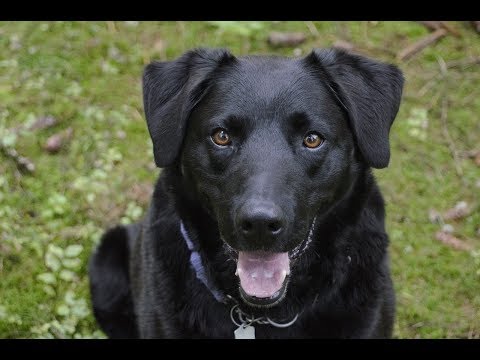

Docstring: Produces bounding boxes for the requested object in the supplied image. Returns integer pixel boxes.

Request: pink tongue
[237,251,290,298]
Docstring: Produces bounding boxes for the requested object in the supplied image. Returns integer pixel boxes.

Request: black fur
[89,48,404,338]
[88,225,138,338]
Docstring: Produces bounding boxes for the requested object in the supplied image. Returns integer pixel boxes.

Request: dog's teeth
[281,270,288,279]
[236,268,243,276]
[264,270,273,279]
[286,269,291,276]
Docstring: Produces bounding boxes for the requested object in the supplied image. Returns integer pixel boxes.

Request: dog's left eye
[303,132,324,149]
[211,128,231,146]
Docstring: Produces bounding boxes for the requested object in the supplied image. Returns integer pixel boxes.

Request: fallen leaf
[441,224,454,234]
[29,116,57,131]
[153,39,165,54]
[116,130,126,140]
[267,32,306,47]
[435,231,472,251]
[86,38,101,48]
[428,208,442,223]
[44,134,63,153]
[458,150,480,159]
[293,48,303,57]
[463,149,480,158]
[207,21,265,37]
[462,150,480,166]
[333,40,355,51]
[475,153,480,167]
[128,182,153,205]
[444,201,470,221]
[147,162,157,171]
[9,34,22,51]
[472,21,480,33]
[1,145,35,173]
[44,127,73,154]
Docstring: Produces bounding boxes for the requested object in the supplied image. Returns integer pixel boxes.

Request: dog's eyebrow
[205,114,252,133]
[224,115,248,130]
[288,111,310,128]
[286,111,337,140]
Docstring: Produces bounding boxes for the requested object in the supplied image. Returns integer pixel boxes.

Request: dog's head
[143,48,403,307]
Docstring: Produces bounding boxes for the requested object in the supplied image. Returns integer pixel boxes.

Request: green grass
[0,21,479,338]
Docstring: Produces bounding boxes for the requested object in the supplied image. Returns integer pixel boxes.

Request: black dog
[89,48,404,338]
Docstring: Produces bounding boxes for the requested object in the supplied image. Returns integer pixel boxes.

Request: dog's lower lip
[239,276,289,307]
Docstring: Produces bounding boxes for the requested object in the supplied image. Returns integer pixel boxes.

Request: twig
[331,39,397,57]
[304,21,319,37]
[397,28,448,61]
[1,144,35,173]
[437,55,448,76]
[417,73,442,98]
[362,44,397,57]
[437,56,464,178]
[9,116,58,135]
[472,21,480,33]
[438,22,461,37]
[418,21,461,37]
[418,21,442,31]
[268,32,306,47]
[440,96,463,177]
[425,91,441,111]
[459,90,479,107]
[106,21,117,33]
[446,57,480,69]
[459,149,480,159]
[132,107,144,122]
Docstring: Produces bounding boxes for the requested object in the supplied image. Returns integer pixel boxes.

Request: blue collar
[180,220,227,303]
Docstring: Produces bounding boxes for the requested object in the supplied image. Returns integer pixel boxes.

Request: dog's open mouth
[226,217,316,307]
[236,251,290,307]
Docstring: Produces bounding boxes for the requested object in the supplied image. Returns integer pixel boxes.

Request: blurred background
[0,21,479,338]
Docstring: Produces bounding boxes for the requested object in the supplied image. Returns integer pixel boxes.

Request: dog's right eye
[211,128,231,146]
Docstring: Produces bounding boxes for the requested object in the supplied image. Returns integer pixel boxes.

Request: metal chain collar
[230,304,299,329]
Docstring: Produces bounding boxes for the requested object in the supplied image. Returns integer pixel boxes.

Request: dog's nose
[236,201,285,244]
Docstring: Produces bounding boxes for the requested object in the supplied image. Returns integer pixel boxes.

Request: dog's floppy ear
[143,48,236,167]
[305,49,404,169]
